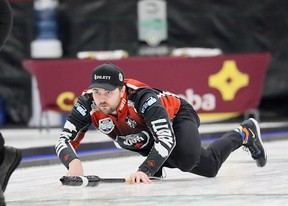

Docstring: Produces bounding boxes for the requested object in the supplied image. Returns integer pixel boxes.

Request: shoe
[236,118,267,167]
[0,189,5,206]
[0,146,22,192]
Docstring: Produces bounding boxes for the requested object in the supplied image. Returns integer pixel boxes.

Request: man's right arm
[55,93,93,169]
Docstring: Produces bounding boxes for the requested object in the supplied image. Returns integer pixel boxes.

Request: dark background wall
[0,0,288,126]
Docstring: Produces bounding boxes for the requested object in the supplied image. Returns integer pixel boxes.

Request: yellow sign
[209,60,249,101]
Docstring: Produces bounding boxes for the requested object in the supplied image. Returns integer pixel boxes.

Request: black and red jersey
[56,79,185,176]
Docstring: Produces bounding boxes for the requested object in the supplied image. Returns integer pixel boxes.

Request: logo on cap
[119,73,123,82]
[94,75,111,80]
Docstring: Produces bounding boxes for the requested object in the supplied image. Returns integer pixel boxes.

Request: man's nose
[98,95,107,102]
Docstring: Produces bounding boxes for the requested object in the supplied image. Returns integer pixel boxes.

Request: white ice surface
[4,140,288,206]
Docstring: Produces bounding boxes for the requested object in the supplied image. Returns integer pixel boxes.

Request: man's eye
[94,91,101,96]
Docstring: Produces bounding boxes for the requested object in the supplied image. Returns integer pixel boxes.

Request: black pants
[164,99,243,177]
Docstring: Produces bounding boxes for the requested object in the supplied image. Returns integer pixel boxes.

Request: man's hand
[129,171,152,184]
[66,159,84,176]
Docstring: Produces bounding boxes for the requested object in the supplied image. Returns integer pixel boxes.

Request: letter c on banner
[56,91,77,112]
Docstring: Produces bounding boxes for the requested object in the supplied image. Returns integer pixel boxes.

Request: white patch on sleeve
[55,138,68,156]
[64,121,77,132]
[154,142,169,157]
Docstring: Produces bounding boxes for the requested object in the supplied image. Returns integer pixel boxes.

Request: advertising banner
[23,53,270,121]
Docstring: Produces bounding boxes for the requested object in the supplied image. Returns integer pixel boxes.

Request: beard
[97,103,117,115]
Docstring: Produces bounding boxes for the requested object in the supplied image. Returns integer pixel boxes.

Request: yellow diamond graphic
[209,60,249,101]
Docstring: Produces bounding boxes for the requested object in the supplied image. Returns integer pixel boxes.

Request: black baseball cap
[89,63,125,91]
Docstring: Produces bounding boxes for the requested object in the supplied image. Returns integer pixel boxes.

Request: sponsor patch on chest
[98,118,115,134]
[126,115,137,128]
[115,131,151,150]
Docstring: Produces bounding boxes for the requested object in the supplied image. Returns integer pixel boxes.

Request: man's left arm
[135,90,176,177]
